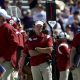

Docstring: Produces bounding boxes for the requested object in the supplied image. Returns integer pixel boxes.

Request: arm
[59,45,70,57]
[28,35,53,56]
[70,34,79,69]
[28,49,40,57]
[35,36,53,54]
[70,47,76,68]
[29,47,53,57]
[18,53,27,69]
[18,53,26,75]
[35,47,53,54]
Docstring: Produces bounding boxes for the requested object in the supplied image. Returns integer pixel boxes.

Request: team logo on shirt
[28,38,37,41]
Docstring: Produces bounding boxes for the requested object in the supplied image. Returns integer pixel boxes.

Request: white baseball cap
[35,21,44,26]
[0,9,10,19]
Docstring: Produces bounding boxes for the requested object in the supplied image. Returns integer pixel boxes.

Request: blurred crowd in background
[0,0,80,80]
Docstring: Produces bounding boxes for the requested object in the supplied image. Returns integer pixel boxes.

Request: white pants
[72,67,80,80]
[0,61,19,80]
[59,69,69,80]
[31,62,52,80]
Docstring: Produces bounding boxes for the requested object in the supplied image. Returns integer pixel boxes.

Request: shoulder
[3,23,16,33]
[3,23,13,29]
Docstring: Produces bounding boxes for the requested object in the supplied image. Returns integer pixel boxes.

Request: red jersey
[0,23,19,61]
[11,30,26,68]
[27,33,53,66]
[56,42,70,71]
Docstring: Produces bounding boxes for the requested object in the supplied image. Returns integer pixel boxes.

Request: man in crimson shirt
[27,21,53,80]
[19,21,53,80]
[70,33,80,80]
[0,9,19,80]
[56,32,70,80]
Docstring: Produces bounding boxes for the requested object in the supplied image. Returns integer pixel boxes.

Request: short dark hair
[73,11,79,15]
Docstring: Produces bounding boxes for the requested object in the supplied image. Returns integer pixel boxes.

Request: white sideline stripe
[21,6,29,9]
[9,0,46,4]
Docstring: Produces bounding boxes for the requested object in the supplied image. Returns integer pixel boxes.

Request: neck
[36,32,40,35]
[36,31,41,35]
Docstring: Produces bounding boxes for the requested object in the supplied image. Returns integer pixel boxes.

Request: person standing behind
[22,9,34,31]
[0,9,19,80]
[70,32,80,80]
[56,32,70,80]
[24,21,53,80]
[31,3,46,23]
[3,0,22,19]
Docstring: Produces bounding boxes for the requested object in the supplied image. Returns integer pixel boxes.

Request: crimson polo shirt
[71,33,80,47]
[0,23,19,61]
[11,30,25,68]
[56,42,70,71]
[27,33,53,66]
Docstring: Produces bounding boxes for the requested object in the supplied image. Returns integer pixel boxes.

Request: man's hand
[0,57,5,64]
[35,47,53,54]
[35,47,40,52]
[70,61,75,70]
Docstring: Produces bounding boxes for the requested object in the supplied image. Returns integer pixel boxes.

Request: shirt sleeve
[4,25,19,60]
[71,34,80,47]
[59,46,70,56]
[47,37,53,47]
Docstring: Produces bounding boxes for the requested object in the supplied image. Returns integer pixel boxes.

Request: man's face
[33,24,43,34]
